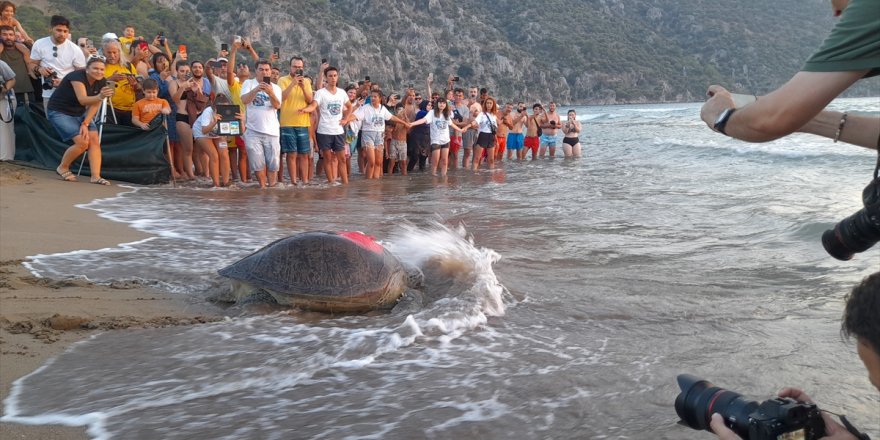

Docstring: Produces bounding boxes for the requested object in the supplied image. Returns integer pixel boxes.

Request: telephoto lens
[822,177,880,260]
[674,374,825,440]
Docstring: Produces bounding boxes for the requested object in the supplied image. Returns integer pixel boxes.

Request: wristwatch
[714,108,736,135]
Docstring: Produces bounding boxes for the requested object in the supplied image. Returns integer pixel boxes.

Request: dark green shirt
[801,0,880,78]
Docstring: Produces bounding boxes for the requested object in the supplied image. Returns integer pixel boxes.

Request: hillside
[19,0,879,104]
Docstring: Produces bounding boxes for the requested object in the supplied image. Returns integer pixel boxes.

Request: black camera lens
[822,178,880,261]
[675,374,758,437]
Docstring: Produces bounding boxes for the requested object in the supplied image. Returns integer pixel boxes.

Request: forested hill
[20,0,879,104]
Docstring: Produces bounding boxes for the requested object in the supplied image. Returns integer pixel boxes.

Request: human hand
[232,38,242,50]
[709,414,743,440]
[79,124,90,140]
[214,114,223,122]
[831,0,850,16]
[427,72,433,84]
[700,85,735,130]
[219,49,229,58]
[109,72,126,82]
[235,112,244,121]
[100,86,114,98]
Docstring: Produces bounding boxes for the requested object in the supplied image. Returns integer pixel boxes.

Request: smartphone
[158,35,166,45]
[452,76,460,82]
[364,76,370,82]
[262,76,271,84]
[294,68,304,77]
[178,45,187,56]
[221,43,229,52]
[321,58,327,64]
[233,35,242,44]
[184,72,193,80]
[273,46,280,57]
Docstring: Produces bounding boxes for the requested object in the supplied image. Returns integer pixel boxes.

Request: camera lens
[674,374,759,437]
[822,179,880,261]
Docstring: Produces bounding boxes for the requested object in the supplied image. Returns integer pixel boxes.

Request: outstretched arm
[701,70,868,143]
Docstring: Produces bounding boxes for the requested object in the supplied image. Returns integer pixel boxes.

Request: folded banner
[13,103,172,185]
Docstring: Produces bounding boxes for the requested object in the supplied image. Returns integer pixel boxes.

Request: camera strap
[839,415,871,440]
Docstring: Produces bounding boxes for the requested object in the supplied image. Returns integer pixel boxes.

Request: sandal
[56,168,77,182]
[91,178,111,186]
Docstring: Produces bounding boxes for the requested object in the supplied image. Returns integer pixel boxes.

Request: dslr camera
[675,374,825,440]
[42,71,59,90]
[822,174,880,260]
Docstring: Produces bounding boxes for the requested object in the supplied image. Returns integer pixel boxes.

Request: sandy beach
[0,162,222,439]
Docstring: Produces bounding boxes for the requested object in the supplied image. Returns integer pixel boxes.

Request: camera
[675,374,825,440]
[41,71,58,90]
[822,176,880,260]
[452,76,460,82]
[294,68,304,77]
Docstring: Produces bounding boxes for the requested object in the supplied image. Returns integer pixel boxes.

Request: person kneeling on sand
[46,55,113,185]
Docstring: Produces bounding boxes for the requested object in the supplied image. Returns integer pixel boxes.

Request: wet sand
[0,162,222,439]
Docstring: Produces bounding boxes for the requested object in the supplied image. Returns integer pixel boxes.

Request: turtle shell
[218,231,408,311]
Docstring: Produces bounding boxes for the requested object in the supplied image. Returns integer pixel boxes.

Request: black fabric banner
[13,103,172,185]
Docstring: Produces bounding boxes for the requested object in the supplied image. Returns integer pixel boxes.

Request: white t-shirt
[354,104,393,132]
[240,79,281,136]
[30,36,86,99]
[476,112,497,134]
[313,87,349,135]
[424,112,451,145]
[192,106,217,139]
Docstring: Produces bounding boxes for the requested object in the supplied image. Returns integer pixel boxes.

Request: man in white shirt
[240,59,282,188]
[29,15,86,114]
[302,66,352,184]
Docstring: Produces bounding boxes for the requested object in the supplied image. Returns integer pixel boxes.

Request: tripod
[76,96,116,176]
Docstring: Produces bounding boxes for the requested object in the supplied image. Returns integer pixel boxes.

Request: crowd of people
[0,7,585,188]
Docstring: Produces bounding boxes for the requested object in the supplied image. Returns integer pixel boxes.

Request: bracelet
[833,112,848,143]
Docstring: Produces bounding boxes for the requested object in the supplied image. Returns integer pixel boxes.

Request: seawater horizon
[4,98,879,439]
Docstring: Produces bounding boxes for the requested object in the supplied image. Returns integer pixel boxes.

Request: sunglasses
[88,54,106,62]
[52,45,58,57]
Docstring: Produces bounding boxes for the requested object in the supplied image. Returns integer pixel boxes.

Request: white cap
[102,32,119,41]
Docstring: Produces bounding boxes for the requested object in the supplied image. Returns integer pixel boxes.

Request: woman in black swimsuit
[562,109,582,158]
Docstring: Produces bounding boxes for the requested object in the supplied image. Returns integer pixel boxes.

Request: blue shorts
[47,110,97,143]
[317,133,346,152]
[506,133,524,151]
[280,126,311,154]
[539,134,557,147]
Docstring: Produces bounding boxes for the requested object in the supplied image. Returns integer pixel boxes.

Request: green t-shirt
[801,0,880,78]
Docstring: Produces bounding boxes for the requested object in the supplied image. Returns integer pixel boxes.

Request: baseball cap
[102,32,119,41]
[216,57,229,63]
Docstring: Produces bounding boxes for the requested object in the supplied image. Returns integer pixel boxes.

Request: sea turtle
[217,231,424,313]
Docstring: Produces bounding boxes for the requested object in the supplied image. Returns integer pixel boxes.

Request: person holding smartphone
[278,56,314,185]
[240,59,282,188]
[102,40,139,126]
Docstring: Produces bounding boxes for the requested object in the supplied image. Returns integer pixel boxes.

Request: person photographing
[700,0,879,150]
[46,55,113,185]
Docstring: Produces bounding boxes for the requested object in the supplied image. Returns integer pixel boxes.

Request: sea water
[4,98,879,439]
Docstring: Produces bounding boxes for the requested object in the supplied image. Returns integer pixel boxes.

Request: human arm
[449,120,467,133]
[202,111,223,135]
[426,72,433,99]
[72,80,112,107]
[797,110,879,150]
[700,70,868,142]
[227,39,238,85]
[13,19,32,45]
[316,60,329,90]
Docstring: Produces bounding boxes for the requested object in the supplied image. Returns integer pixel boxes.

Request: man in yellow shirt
[103,40,139,126]
[277,56,314,185]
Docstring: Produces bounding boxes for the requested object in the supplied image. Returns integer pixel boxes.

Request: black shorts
[431,142,449,151]
[317,133,346,152]
[476,132,496,148]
